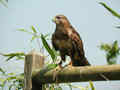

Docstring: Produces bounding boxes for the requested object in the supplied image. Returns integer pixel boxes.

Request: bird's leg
[68,60,73,66]
[67,52,74,69]
[68,59,74,69]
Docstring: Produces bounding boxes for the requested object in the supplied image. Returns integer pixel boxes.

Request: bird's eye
[56,16,61,19]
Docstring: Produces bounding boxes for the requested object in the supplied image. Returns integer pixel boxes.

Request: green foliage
[0,68,24,90]
[0,0,8,7]
[46,64,58,70]
[31,25,37,33]
[89,81,95,90]
[100,41,120,64]
[99,2,120,64]
[99,2,120,19]
[43,84,62,90]
[1,52,25,61]
[18,26,57,63]
[43,82,95,90]
[18,28,33,35]
[41,34,56,63]
[0,68,5,74]
[18,26,41,42]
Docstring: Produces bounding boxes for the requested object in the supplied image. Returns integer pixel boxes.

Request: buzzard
[52,14,108,80]
[52,14,90,67]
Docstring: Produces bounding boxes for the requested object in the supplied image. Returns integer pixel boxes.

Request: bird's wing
[66,26,85,56]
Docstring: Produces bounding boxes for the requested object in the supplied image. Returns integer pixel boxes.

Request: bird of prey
[52,14,90,67]
[52,15,109,81]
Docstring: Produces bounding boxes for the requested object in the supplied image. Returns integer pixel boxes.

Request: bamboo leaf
[41,34,56,62]
[16,56,25,60]
[89,81,95,90]
[7,73,15,76]
[17,29,33,34]
[7,76,16,81]
[99,2,120,19]
[113,41,119,52]
[0,68,5,74]
[47,64,57,70]
[0,0,8,8]
[100,41,120,65]
[2,52,25,61]
[0,78,5,83]
[31,36,37,42]
[6,56,14,61]
[44,33,50,38]
[31,25,37,33]
[100,44,112,52]
[9,84,15,90]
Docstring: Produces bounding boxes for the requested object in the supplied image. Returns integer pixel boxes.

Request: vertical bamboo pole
[24,50,44,90]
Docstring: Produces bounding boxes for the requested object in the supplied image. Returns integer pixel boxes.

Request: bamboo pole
[32,64,120,84]
[24,50,44,90]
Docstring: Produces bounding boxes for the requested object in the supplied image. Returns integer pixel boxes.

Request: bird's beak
[52,17,59,24]
[52,17,56,23]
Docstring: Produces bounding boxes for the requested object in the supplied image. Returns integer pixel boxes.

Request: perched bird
[52,14,109,81]
[52,14,89,67]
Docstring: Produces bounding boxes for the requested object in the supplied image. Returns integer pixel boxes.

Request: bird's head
[52,14,70,27]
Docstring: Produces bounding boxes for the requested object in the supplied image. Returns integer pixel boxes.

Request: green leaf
[0,78,5,83]
[30,34,41,42]
[31,25,37,33]
[0,84,4,87]
[100,44,111,52]
[44,33,50,38]
[0,0,8,8]
[99,2,120,19]
[0,68,5,74]
[7,76,16,81]
[17,28,33,34]
[16,55,25,60]
[9,84,15,90]
[113,41,119,52]
[2,52,25,61]
[57,87,62,90]
[7,73,15,76]
[100,41,120,65]
[89,81,95,90]
[67,83,72,90]
[47,64,57,70]
[41,34,56,62]
[6,56,14,61]
[30,35,38,42]
[17,28,27,32]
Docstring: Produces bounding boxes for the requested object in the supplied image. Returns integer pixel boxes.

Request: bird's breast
[56,39,73,50]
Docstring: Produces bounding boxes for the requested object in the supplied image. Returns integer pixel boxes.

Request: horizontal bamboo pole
[32,64,120,84]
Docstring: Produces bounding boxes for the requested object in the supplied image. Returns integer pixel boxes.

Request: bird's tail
[71,56,90,66]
